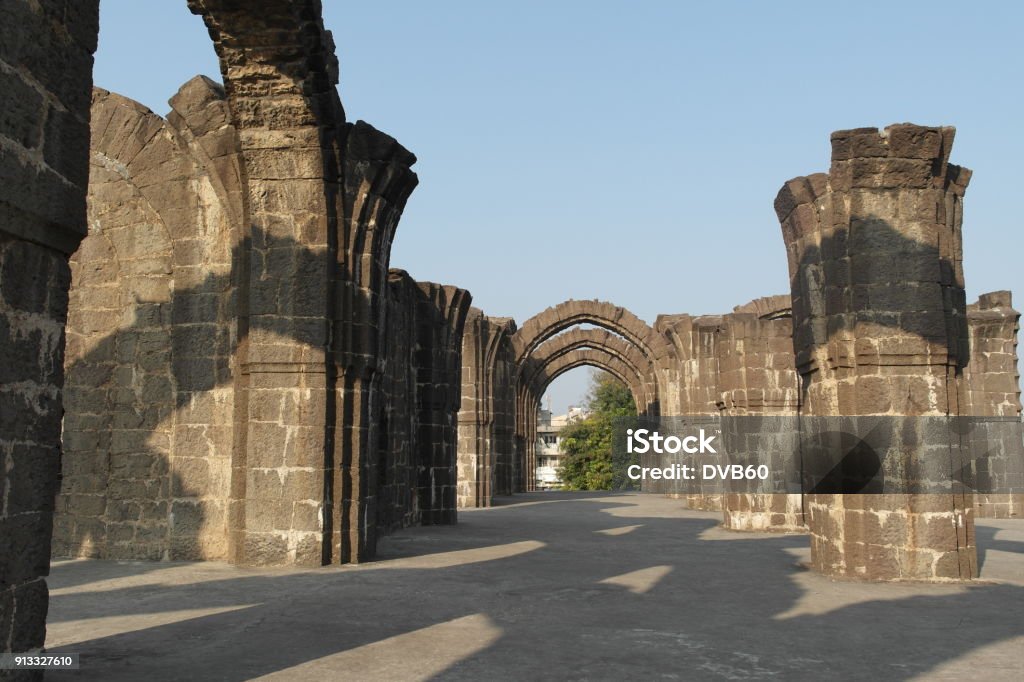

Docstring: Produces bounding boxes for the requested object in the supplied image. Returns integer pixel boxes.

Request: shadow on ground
[45,492,1024,681]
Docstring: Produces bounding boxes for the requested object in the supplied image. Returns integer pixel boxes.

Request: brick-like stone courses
[529,349,644,408]
[512,300,667,367]
[372,272,471,540]
[413,282,472,525]
[188,1,427,565]
[457,309,517,508]
[328,123,420,564]
[654,314,724,418]
[962,291,1023,519]
[715,299,803,532]
[776,124,979,580]
[489,321,517,498]
[526,328,659,415]
[0,0,99,671]
[188,0,348,568]
[57,81,242,563]
[653,314,725,509]
[59,75,473,572]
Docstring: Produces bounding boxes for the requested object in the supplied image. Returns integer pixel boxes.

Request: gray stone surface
[44,493,1024,681]
[1,0,1023,665]
[0,1,99,675]
[59,76,472,568]
[457,309,516,509]
[777,125,989,580]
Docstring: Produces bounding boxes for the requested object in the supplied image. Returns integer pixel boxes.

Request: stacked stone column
[331,123,419,561]
[190,2,422,565]
[962,291,1024,519]
[489,324,518,497]
[414,284,472,524]
[189,1,344,566]
[777,124,976,580]
[716,301,803,532]
[457,310,492,507]
[457,310,517,508]
[654,315,725,509]
[0,0,99,670]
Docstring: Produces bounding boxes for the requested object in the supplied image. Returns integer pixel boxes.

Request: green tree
[556,371,635,490]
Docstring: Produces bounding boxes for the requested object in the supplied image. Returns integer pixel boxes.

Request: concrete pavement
[45,492,1024,681]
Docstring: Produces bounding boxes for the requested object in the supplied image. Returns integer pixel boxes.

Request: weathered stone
[0,0,98,663]
[777,124,993,581]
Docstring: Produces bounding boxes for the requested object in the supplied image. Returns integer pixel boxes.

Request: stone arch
[457,310,519,507]
[520,328,658,414]
[59,81,243,562]
[186,1,421,565]
[7,0,476,658]
[526,349,648,413]
[511,299,669,367]
[514,343,648,492]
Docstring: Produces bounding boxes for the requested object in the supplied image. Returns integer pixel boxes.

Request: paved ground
[46,492,1024,681]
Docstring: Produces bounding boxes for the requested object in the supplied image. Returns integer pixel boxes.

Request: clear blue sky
[94,1,1024,414]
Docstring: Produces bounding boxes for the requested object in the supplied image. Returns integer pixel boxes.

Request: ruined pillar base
[807,494,977,581]
[974,493,1024,519]
[722,494,806,533]
[685,493,723,512]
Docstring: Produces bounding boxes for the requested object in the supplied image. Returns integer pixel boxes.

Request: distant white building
[535,405,589,489]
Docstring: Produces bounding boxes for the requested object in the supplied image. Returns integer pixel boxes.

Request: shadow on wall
[55,228,448,563]
[43,495,1024,681]
[788,215,969,399]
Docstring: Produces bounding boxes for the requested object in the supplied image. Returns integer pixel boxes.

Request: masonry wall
[777,124,978,581]
[373,272,470,536]
[491,331,517,497]
[56,81,242,562]
[375,272,421,534]
[653,314,725,509]
[0,0,99,669]
[655,315,722,418]
[962,291,1023,519]
[56,78,472,568]
[457,309,517,508]
[413,281,471,524]
[642,302,800,513]
[715,300,803,532]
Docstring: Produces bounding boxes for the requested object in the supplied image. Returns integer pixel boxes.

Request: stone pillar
[490,319,518,497]
[414,284,472,524]
[655,315,725,509]
[716,301,804,532]
[513,384,527,494]
[189,0,344,566]
[0,0,99,670]
[962,291,1023,519]
[190,1,419,565]
[456,310,517,507]
[374,271,415,535]
[777,124,976,580]
[57,80,243,564]
[512,433,526,494]
[457,310,494,508]
[331,123,418,563]
[525,401,538,492]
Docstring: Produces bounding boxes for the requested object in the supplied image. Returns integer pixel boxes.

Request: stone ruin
[1,0,1022,671]
[57,79,472,565]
